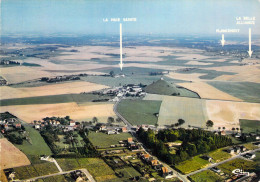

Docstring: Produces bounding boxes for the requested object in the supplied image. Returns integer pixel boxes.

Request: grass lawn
[117,99,162,125]
[14,125,52,163]
[0,93,111,106]
[190,170,224,182]
[56,158,80,171]
[239,119,260,133]
[243,143,259,150]
[175,156,209,174]
[115,167,140,178]
[88,131,132,148]
[208,81,260,103]
[218,158,257,175]
[14,162,59,180]
[208,149,231,162]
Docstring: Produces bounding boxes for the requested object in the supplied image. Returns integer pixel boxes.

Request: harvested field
[1,81,109,100]
[185,61,213,66]
[0,138,30,170]
[206,100,260,130]
[178,82,242,101]
[204,65,260,83]
[0,66,52,84]
[158,96,208,128]
[167,72,209,82]
[0,102,115,123]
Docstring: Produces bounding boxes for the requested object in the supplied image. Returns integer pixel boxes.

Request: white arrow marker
[119,23,123,71]
[221,34,225,47]
[248,28,253,58]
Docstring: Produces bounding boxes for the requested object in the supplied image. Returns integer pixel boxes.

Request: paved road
[20,168,96,182]
[186,148,260,177]
[113,97,190,182]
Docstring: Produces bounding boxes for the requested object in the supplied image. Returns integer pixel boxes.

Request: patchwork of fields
[158,96,208,128]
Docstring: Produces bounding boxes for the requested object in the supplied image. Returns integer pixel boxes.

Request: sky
[1,0,260,36]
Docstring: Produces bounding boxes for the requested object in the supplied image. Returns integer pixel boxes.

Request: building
[70,120,76,126]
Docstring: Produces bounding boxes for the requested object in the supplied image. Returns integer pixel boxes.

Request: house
[234,146,241,153]
[253,142,260,147]
[142,154,153,163]
[14,123,21,129]
[35,125,40,129]
[256,136,260,140]
[244,153,256,159]
[70,121,76,126]
[227,148,235,154]
[160,167,174,178]
[202,155,213,162]
[210,167,221,173]
[107,130,118,135]
[240,145,247,152]
[121,127,128,133]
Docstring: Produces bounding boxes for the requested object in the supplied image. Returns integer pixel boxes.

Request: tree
[178,119,185,126]
[218,127,221,131]
[107,117,115,124]
[109,71,115,77]
[92,117,98,124]
[206,120,214,129]
[155,123,158,128]
[222,127,226,131]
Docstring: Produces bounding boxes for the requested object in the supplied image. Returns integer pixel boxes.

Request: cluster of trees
[137,128,232,165]
[5,133,23,144]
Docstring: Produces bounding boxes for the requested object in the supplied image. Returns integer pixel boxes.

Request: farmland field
[0,102,115,123]
[1,81,108,100]
[206,100,260,130]
[178,82,242,101]
[144,79,199,98]
[0,93,112,106]
[175,156,209,174]
[218,158,257,175]
[117,99,162,125]
[208,81,260,103]
[88,131,132,148]
[56,158,117,182]
[115,167,140,178]
[239,119,260,133]
[158,96,208,128]
[0,138,30,170]
[189,170,223,182]
[13,162,59,180]
[208,149,231,163]
[14,125,52,162]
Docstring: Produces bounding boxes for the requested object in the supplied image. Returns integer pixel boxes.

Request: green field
[56,158,117,182]
[239,119,260,133]
[190,170,223,182]
[117,99,162,125]
[88,131,132,148]
[144,79,199,98]
[14,125,52,163]
[158,96,208,128]
[208,81,260,103]
[175,156,209,174]
[218,158,257,175]
[115,167,140,178]
[208,149,231,163]
[0,93,111,106]
[35,174,67,182]
[13,162,59,180]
